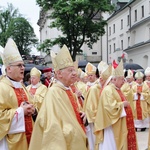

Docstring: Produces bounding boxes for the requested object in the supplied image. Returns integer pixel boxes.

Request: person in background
[42,67,52,87]
[29,45,88,150]
[0,38,36,150]
[24,72,31,86]
[26,67,47,112]
[84,63,112,150]
[132,71,150,131]
[145,67,150,149]
[75,68,88,99]
[94,60,137,150]
[121,69,135,117]
[85,62,97,91]
[144,67,150,127]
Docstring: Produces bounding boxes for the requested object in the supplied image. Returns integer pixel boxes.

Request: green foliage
[37,0,114,60]
[0,3,20,46]
[0,58,3,64]
[7,17,38,55]
[0,3,38,55]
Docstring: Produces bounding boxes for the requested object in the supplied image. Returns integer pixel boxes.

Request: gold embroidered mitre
[51,45,74,71]
[30,67,41,77]
[112,59,124,77]
[83,72,88,78]
[78,69,87,79]
[98,61,108,74]
[145,67,150,76]
[85,62,96,75]
[2,38,23,66]
[100,64,112,81]
[135,71,144,79]
[126,69,133,78]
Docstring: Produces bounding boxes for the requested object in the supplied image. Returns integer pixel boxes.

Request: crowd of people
[0,38,150,150]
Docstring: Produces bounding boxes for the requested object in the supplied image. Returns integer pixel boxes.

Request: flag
[121,53,125,58]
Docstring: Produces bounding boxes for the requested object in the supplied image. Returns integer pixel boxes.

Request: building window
[121,19,123,29]
[128,37,130,47]
[113,43,116,52]
[135,10,137,21]
[127,15,130,26]
[132,31,136,45]
[149,28,150,39]
[121,40,123,50]
[109,27,111,35]
[113,24,115,33]
[141,6,144,18]
[149,1,150,13]
[92,52,97,55]
[109,45,111,54]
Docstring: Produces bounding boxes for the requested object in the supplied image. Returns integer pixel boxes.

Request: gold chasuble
[29,82,88,150]
[132,83,149,120]
[74,81,87,99]
[116,89,137,150]
[94,84,137,150]
[84,83,102,123]
[26,83,47,111]
[0,76,33,150]
[121,82,135,117]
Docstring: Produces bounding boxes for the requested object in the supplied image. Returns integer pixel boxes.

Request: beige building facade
[37,0,150,68]
[107,0,150,68]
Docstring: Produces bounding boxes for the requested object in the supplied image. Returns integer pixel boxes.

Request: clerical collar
[56,80,71,90]
[146,80,150,83]
[137,83,143,86]
[7,76,22,88]
[86,81,95,87]
[31,82,40,88]
[129,82,132,86]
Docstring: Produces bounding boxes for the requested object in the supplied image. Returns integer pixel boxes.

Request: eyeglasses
[10,64,25,68]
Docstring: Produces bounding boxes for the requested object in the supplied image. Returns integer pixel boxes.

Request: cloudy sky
[0,0,40,54]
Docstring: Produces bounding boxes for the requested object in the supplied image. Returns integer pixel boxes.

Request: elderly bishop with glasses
[0,38,36,150]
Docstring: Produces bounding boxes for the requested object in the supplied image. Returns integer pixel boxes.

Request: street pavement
[137,128,149,150]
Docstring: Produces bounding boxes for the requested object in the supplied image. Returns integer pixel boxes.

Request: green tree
[36,0,113,60]
[0,3,20,46]
[7,17,38,55]
[0,3,38,55]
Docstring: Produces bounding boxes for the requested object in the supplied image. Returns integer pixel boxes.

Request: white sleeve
[140,94,144,100]
[0,137,9,150]
[134,93,138,100]
[8,107,25,134]
[120,106,126,118]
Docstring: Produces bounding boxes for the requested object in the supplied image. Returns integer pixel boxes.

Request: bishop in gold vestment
[29,82,88,150]
[29,45,88,150]
[0,39,35,150]
[26,67,47,111]
[94,60,137,150]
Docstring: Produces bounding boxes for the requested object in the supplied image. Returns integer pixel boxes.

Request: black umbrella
[123,63,143,70]
[78,60,88,71]
[78,60,88,67]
